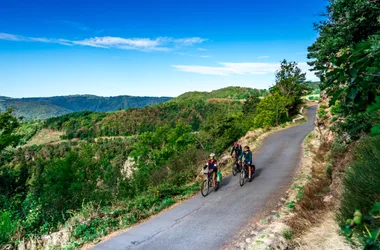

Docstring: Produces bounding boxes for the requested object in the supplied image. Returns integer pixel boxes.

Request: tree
[243,95,260,115]
[0,108,21,152]
[254,92,290,128]
[367,96,380,136]
[270,60,311,116]
[307,0,380,114]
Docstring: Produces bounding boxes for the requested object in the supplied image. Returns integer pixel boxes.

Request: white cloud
[0,32,23,41]
[258,56,269,59]
[197,48,207,51]
[200,55,211,58]
[72,36,164,50]
[172,62,319,81]
[172,62,278,76]
[0,32,207,52]
[297,62,319,81]
[173,37,207,46]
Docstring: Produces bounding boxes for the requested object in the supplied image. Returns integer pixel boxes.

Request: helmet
[244,146,250,150]
[210,153,215,157]
[234,141,238,146]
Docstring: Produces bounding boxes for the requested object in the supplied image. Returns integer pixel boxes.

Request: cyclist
[239,146,255,181]
[230,141,242,162]
[204,153,218,188]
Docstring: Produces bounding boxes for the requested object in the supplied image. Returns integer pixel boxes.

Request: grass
[286,137,331,237]
[338,135,380,236]
[282,229,293,240]
[295,186,305,202]
[286,201,296,210]
[302,94,320,101]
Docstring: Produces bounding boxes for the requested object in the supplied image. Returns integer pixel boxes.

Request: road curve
[92,106,317,250]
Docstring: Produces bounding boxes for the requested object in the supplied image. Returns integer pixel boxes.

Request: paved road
[92,106,317,250]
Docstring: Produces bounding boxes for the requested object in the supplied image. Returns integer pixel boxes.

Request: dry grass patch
[25,129,64,146]
[292,212,355,250]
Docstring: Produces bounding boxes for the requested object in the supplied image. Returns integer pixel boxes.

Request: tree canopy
[0,109,21,152]
[307,0,380,114]
[270,60,311,116]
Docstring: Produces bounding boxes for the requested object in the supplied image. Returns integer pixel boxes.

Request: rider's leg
[248,162,251,179]
[212,171,216,187]
[235,156,240,171]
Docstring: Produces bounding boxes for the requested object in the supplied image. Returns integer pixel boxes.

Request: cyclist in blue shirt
[239,146,255,181]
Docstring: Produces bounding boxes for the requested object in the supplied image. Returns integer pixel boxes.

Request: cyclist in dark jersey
[204,153,218,188]
[230,141,242,161]
[239,146,255,181]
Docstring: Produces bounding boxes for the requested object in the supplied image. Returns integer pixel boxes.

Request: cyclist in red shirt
[204,153,218,188]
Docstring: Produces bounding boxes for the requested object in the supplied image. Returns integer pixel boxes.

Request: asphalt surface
[92,106,317,250]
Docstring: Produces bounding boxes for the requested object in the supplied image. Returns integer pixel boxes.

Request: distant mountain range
[0,95,172,120]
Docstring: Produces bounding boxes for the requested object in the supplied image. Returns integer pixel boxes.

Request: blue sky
[0,0,326,98]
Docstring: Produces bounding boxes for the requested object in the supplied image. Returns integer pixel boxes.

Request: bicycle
[239,162,255,187]
[232,158,242,176]
[201,168,221,197]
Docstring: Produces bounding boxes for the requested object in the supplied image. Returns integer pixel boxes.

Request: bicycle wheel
[239,169,245,186]
[201,179,209,197]
[215,181,220,191]
[232,165,237,176]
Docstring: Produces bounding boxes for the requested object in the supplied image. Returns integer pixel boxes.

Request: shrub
[339,135,380,232]
[0,211,15,244]
[331,140,346,156]
[330,101,343,115]
[332,112,373,141]
[282,229,293,240]
[254,93,289,128]
[325,164,332,180]
[317,106,328,120]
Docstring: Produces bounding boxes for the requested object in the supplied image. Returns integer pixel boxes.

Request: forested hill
[41,86,267,140]
[173,86,268,102]
[0,95,172,120]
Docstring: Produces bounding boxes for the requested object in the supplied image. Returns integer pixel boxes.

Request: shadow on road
[254,168,262,178]
[222,175,233,186]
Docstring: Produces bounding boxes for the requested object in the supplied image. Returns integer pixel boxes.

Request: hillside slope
[173,86,268,102]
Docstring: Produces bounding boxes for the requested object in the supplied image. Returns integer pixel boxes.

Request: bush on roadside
[331,112,373,141]
[339,135,380,233]
[0,211,16,244]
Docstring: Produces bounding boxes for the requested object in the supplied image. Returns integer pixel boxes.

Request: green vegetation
[44,100,243,140]
[0,95,172,120]
[342,203,380,249]
[0,109,21,151]
[15,120,43,145]
[173,86,268,102]
[0,73,309,247]
[253,92,290,128]
[282,229,293,240]
[308,0,379,115]
[270,60,312,117]
[307,1,379,246]
[339,136,380,237]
